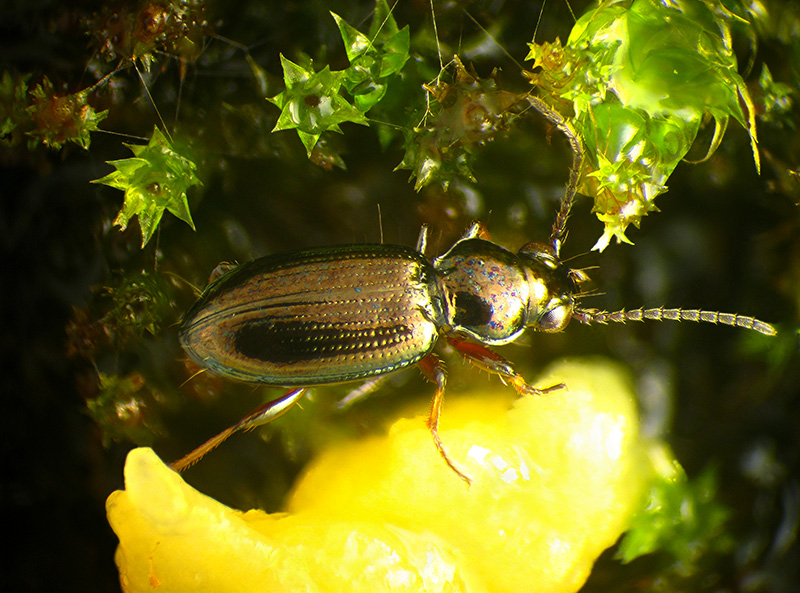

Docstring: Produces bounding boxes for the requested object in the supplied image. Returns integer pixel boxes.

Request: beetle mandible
[173,97,776,485]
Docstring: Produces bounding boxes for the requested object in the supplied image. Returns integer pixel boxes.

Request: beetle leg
[170,387,307,472]
[207,261,238,284]
[446,336,565,397]
[417,353,473,486]
[416,224,429,255]
[460,220,491,242]
[335,375,392,409]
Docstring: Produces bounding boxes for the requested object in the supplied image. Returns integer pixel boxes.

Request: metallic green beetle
[176,220,775,484]
[177,221,588,483]
[175,98,776,484]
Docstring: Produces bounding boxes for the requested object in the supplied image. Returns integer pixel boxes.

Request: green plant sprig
[92,127,201,247]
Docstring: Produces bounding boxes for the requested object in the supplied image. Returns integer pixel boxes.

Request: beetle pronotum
[173,96,776,485]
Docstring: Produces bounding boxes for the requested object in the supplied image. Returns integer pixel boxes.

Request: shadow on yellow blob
[107,358,653,593]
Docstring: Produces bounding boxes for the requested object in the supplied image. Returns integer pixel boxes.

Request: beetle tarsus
[170,424,239,472]
[446,336,562,398]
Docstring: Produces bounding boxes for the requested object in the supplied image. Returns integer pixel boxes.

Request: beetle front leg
[417,353,473,486]
[446,336,565,397]
[459,220,492,242]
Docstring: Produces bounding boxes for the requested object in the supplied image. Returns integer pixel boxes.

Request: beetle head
[517,241,589,333]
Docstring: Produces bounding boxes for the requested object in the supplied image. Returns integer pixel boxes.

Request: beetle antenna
[525,96,583,257]
[573,307,777,336]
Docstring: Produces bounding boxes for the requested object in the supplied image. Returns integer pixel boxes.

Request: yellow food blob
[107,358,649,593]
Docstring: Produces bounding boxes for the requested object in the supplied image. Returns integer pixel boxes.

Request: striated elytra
[179,224,578,387]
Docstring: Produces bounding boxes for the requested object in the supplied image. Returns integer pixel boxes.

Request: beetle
[174,220,776,484]
[173,98,776,484]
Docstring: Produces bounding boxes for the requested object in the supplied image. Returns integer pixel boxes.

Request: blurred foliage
[84,0,210,70]
[0,71,108,149]
[67,269,177,352]
[618,445,733,574]
[397,56,526,191]
[87,371,166,447]
[755,64,795,125]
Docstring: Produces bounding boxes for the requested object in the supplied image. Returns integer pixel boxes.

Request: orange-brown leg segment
[459,220,492,242]
[445,337,565,397]
[170,387,307,472]
[474,222,491,240]
[417,353,473,486]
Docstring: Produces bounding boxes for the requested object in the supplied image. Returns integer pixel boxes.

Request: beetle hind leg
[170,387,307,472]
[446,336,564,397]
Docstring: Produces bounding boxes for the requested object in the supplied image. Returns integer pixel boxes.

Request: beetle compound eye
[538,303,573,332]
